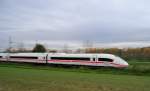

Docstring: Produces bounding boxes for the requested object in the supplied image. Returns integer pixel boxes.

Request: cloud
[0,0,150,49]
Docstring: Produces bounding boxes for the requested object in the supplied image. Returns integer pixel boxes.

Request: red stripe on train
[109,62,128,67]
[48,60,128,68]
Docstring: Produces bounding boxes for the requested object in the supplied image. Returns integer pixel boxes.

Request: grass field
[0,62,150,91]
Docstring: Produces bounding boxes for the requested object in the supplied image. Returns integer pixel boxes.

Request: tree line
[83,47,150,61]
[6,43,150,61]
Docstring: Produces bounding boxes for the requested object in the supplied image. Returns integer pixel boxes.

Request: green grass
[0,62,150,91]
[1,61,150,76]
[127,61,150,75]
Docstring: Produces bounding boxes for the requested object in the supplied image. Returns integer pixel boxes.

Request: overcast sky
[0,0,150,49]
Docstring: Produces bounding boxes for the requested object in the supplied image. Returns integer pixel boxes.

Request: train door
[92,55,97,66]
[46,53,48,64]
[38,54,48,63]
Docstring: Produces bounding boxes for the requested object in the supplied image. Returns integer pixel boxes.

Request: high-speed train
[0,53,129,68]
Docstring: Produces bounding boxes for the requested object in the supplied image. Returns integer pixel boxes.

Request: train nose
[115,57,129,67]
[123,61,129,67]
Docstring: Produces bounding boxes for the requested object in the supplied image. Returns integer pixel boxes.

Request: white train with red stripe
[0,53,129,68]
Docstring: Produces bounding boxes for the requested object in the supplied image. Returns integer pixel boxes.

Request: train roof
[0,53,117,59]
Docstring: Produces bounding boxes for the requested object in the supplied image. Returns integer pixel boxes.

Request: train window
[10,56,38,59]
[98,58,113,62]
[51,57,90,61]
[93,58,96,61]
